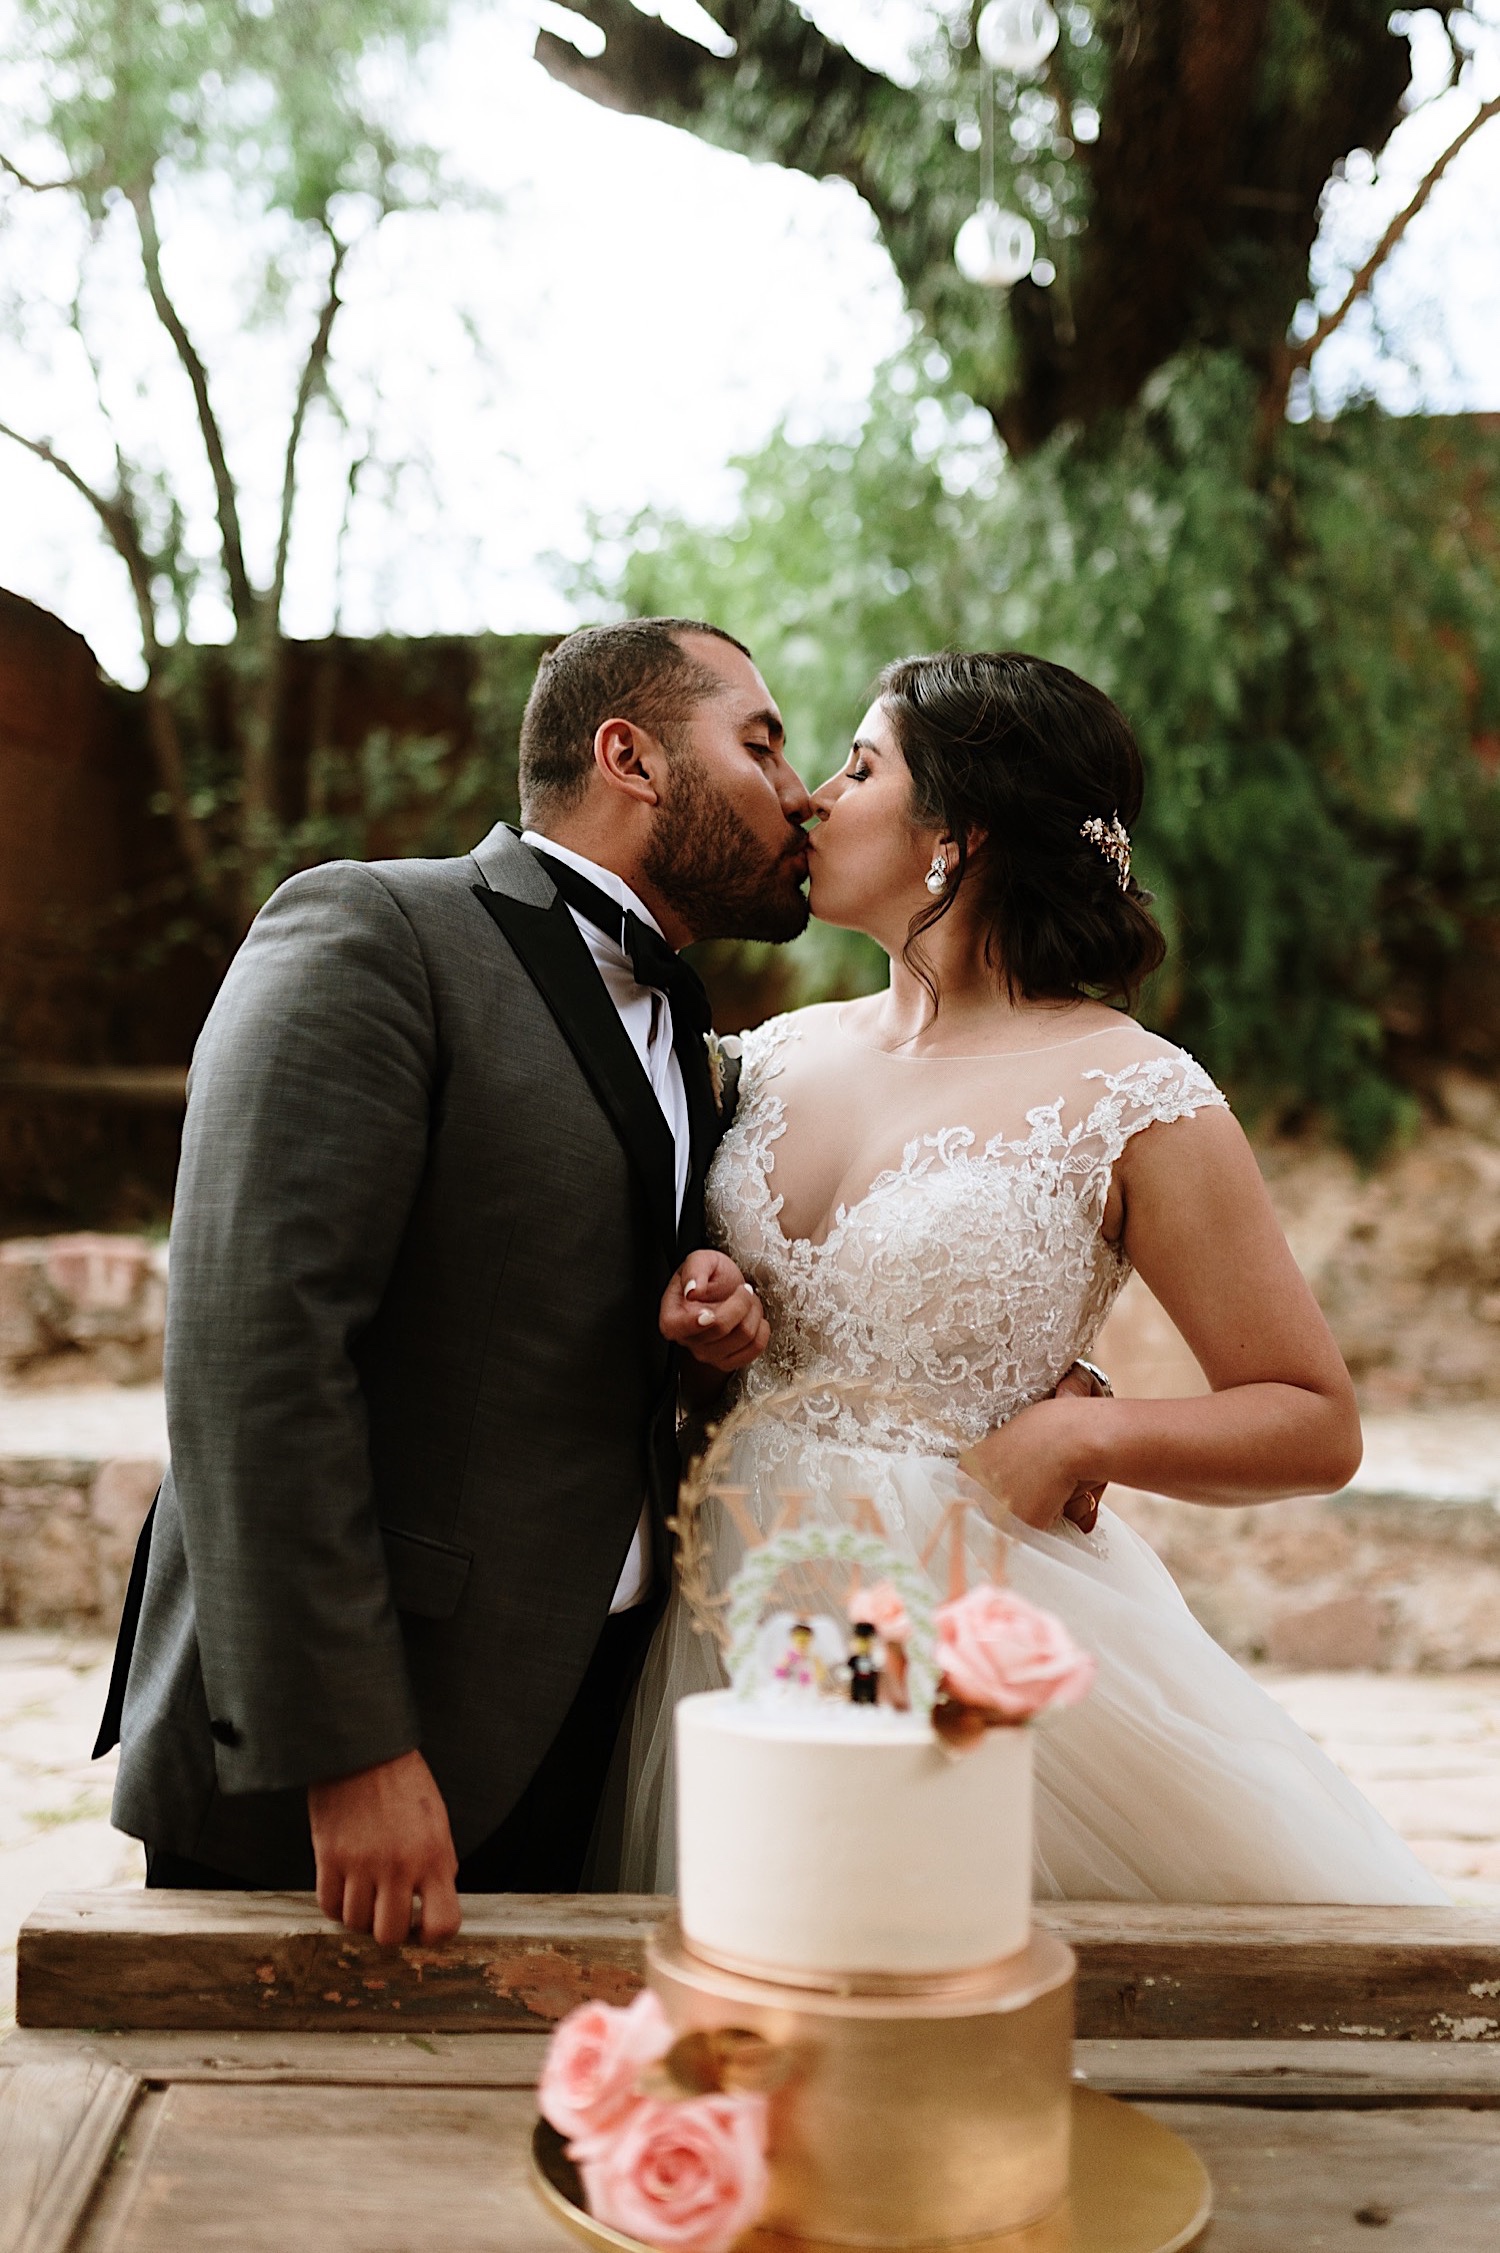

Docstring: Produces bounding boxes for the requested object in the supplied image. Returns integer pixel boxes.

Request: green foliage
[584,351,1500,1152]
[149,629,544,916]
[544,2,1411,452]
[1,0,472,934]
[10,0,447,218]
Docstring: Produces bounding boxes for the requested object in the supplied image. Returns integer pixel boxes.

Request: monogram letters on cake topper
[672,1378,1011,1725]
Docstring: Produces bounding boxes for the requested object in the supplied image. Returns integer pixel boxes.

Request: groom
[96,618,811,1942]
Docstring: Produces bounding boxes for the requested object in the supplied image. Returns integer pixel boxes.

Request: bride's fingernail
[684,1279,698,1297]
[697,1309,716,1326]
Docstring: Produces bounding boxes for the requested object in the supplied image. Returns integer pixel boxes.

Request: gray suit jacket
[108,825,708,1883]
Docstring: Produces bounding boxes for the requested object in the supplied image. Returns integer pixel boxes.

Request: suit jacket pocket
[381,1524,473,1619]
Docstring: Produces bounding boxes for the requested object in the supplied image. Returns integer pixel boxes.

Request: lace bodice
[706,1003,1228,1455]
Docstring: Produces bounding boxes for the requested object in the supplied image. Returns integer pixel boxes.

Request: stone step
[0,1235,165,1387]
[0,1265,1495,1662]
[0,1377,1496,1664]
[0,1387,164,1630]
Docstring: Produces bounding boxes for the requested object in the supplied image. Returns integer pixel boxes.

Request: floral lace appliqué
[707,1014,1227,1458]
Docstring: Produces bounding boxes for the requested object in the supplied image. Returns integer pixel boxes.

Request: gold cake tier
[647,1921,1076,2248]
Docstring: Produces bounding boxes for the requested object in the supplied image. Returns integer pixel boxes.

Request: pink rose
[539,1988,673,2142]
[936,1583,1095,1721]
[848,1580,910,1642]
[577,2091,770,2253]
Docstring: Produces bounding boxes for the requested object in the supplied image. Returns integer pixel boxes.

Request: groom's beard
[643,756,810,944]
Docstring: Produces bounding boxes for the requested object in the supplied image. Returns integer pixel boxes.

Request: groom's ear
[593,716,668,807]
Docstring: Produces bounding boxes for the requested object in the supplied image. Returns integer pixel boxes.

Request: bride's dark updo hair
[878,650,1167,1006]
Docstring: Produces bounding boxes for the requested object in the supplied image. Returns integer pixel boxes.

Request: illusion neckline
[830,1004,1131,1063]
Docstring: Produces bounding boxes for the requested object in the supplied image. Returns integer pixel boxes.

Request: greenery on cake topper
[671,1376,1015,1720]
[724,1524,940,1720]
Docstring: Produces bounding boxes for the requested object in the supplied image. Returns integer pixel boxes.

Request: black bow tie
[531,849,713,1042]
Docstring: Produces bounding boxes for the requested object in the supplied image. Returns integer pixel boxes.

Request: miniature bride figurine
[774,1620,826,1693]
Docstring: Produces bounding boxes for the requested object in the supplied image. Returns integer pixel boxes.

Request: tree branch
[128,181,256,627]
[534,0,901,195]
[1285,90,1500,373]
[538,0,1416,454]
[270,231,347,626]
[0,421,155,627]
[235,229,351,924]
[0,150,95,193]
[534,3,729,116]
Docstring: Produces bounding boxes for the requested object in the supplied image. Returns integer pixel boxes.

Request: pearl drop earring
[924,853,948,896]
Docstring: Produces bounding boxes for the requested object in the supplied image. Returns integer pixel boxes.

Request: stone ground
[0,1636,1494,2033]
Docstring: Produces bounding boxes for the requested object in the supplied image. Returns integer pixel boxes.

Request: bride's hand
[958,1394,1106,1533]
[660,1250,770,1374]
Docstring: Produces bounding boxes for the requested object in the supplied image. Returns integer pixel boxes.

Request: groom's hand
[661,1250,769,1374]
[308,1748,462,1947]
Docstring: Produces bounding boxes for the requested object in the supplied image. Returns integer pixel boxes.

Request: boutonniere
[705,1032,743,1124]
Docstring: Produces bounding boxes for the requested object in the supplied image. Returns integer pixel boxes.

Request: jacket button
[209,1718,240,1747]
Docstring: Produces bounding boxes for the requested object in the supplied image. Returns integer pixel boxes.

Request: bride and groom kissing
[95,617,1444,1943]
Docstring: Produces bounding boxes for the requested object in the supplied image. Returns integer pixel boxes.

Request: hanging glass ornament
[954,201,1036,288]
[975,0,1059,74]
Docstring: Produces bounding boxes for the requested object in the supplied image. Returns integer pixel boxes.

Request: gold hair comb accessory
[1080,812,1131,892]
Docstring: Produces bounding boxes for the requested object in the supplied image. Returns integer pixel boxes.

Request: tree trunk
[536,0,1410,452]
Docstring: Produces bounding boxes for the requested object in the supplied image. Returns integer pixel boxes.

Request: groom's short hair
[519,618,752,821]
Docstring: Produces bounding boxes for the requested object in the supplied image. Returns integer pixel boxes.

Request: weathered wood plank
[53,2072,1500,2253]
[8,2026,1500,2108]
[0,2058,109,2253]
[0,2061,138,2253]
[1139,2104,1500,2251]
[0,2027,552,2088]
[1055,1902,1500,2042]
[74,2083,563,2253]
[1075,2039,1500,2106]
[19,1891,1500,2042]
[17,1892,658,2036]
[6,2019,1497,2253]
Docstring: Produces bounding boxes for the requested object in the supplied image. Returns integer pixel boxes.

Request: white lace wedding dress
[616,1002,1445,1905]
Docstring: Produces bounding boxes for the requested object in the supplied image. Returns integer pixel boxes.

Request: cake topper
[671,1376,1094,1741]
[724,1522,941,1717]
[773,1619,827,1694]
[847,1621,881,1706]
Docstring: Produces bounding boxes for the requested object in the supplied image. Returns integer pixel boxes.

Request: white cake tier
[674,1691,1033,1978]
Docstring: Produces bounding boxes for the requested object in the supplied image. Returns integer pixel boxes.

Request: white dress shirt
[521,832,690,1612]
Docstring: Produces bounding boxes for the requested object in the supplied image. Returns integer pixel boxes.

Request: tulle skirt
[613,1417,1447,1906]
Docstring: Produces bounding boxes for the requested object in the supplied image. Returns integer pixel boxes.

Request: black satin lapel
[676,1033,720,1254]
[473,886,677,1253]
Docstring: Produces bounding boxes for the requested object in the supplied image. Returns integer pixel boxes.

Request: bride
[626,646,1444,1907]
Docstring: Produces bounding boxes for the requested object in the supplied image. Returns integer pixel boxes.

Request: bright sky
[0,0,1497,686]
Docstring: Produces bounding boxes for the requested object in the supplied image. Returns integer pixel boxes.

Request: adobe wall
[0,597,553,1224]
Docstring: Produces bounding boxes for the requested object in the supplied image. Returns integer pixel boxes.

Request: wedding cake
[674,1691,1033,1977]
[537,1516,1094,2250]
[644,1530,1093,2248]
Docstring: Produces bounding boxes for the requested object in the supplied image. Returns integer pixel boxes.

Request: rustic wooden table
[2,1895,1498,2252]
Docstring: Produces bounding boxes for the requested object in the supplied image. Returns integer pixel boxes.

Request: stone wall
[2,1211,1500,1657]
[0,1234,166,1386]
[1111,1486,1500,1672]
[0,1456,158,1628]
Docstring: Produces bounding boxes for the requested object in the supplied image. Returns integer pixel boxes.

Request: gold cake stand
[531,2092,1211,2253]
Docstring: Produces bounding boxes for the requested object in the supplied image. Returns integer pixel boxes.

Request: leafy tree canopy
[8,0,446,220]
[537,0,1445,449]
[0,0,463,930]
[588,350,1500,1153]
